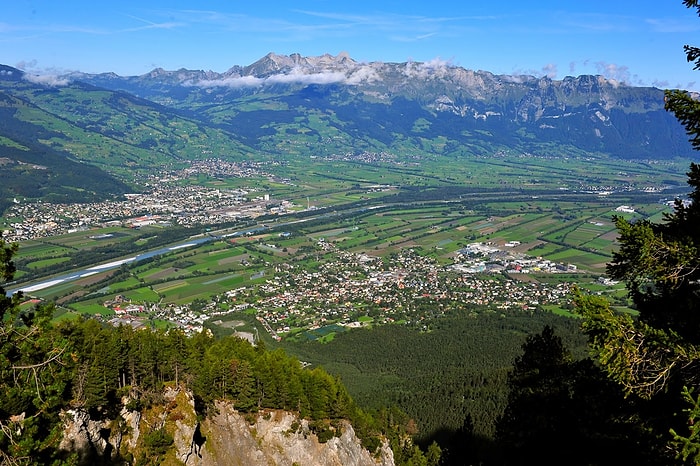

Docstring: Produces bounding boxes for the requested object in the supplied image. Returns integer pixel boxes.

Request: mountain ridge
[55,52,691,160]
[62,52,643,89]
[0,52,695,212]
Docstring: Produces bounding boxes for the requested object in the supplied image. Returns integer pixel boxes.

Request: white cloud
[23,73,70,87]
[15,59,38,71]
[16,63,73,86]
[195,75,264,88]
[392,32,438,42]
[120,14,184,33]
[346,66,380,85]
[595,61,631,84]
[645,18,700,34]
[266,70,347,85]
[192,65,381,88]
[402,57,453,80]
[507,63,558,80]
[421,57,452,69]
[541,63,557,79]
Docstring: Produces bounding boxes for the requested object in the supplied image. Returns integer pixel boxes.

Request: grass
[124,287,161,302]
[69,302,113,315]
[152,281,188,293]
[26,257,72,269]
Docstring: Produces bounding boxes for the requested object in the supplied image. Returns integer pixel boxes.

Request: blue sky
[3,0,700,90]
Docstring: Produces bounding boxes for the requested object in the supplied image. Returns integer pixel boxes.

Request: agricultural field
[8,203,625,328]
[5,153,691,342]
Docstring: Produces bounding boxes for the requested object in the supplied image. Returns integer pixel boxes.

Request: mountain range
[0,52,695,211]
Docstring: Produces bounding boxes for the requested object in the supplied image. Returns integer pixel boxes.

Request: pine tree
[606,164,700,343]
[581,0,700,395]
[497,324,669,465]
[575,2,700,461]
[0,239,73,463]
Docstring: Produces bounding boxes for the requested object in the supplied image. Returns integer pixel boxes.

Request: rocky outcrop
[195,401,393,466]
[59,387,394,466]
[59,408,125,463]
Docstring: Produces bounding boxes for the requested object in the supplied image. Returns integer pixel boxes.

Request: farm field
[6,153,691,339]
[12,192,657,318]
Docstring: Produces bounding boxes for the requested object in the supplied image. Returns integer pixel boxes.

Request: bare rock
[59,387,394,466]
[194,401,394,466]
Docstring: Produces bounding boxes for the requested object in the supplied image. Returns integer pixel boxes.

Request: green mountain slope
[0,65,260,212]
[0,65,251,172]
[0,53,696,213]
[72,53,696,160]
[0,90,132,213]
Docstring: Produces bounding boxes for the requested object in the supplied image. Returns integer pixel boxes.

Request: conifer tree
[0,238,73,463]
[576,2,700,461]
[580,0,700,395]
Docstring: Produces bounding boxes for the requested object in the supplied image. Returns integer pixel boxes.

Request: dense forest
[282,307,587,443]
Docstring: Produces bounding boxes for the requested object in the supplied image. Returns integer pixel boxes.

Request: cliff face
[60,387,394,466]
[198,401,394,466]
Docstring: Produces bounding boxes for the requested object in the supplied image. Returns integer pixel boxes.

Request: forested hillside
[283,307,587,443]
[0,236,441,464]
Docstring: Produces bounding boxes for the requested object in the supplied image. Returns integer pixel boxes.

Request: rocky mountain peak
[244,52,359,77]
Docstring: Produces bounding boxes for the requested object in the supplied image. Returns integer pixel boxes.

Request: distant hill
[0,66,132,213]
[0,54,695,211]
[0,64,250,212]
[69,52,695,160]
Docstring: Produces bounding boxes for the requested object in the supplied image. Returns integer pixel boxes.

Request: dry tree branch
[645,236,700,284]
[593,306,700,399]
[10,345,67,402]
[0,447,30,466]
[10,344,66,371]
[629,335,697,398]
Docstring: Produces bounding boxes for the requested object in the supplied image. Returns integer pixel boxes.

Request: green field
[11,201,632,313]
[6,154,688,323]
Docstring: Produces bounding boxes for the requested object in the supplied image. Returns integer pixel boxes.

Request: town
[96,239,577,341]
[1,157,617,342]
[1,159,293,242]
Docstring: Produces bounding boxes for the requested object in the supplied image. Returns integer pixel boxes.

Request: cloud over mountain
[44,52,694,162]
[23,73,71,87]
